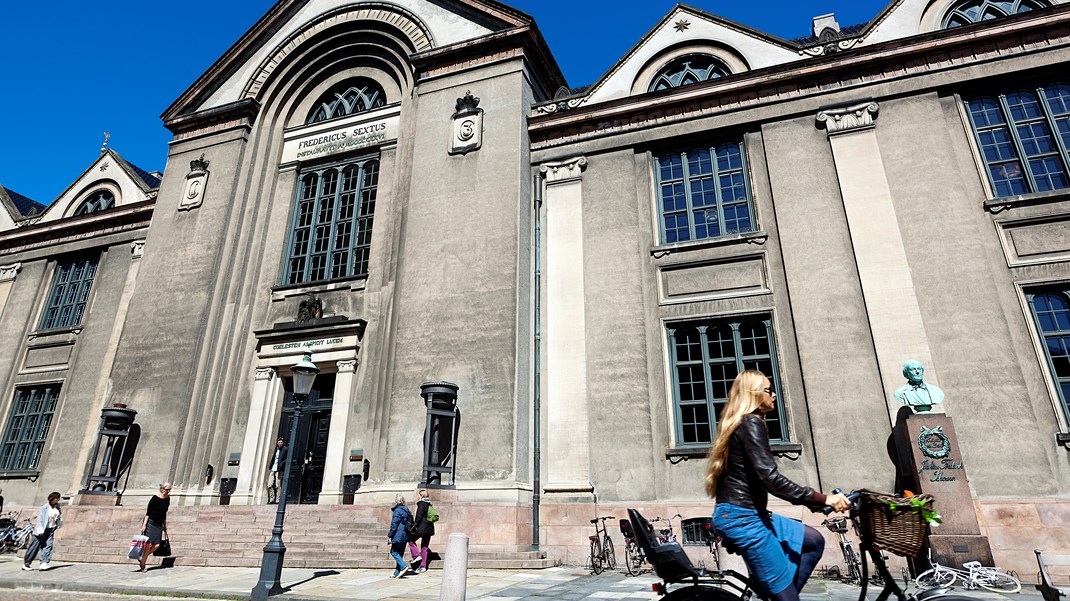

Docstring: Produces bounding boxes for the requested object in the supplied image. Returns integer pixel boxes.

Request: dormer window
[942,0,1050,28]
[74,190,115,215]
[307,79,387,124]
[649,55,731,92]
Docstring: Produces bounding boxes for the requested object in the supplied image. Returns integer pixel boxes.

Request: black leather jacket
[715,414,824,511]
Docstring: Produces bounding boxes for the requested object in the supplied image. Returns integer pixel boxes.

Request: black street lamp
[251,350,319,601]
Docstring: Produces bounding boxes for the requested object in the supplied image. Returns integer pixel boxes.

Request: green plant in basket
[886,496,942,526]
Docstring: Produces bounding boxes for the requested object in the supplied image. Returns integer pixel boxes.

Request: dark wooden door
[278,374,335,505]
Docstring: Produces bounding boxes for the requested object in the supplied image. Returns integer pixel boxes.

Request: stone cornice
[0,200,154,256]
[412,25,566,98]
[528,5,1070,150]
[165,98,261,137]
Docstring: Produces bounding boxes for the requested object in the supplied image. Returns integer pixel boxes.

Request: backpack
[405,511,418,536]
[426,505,440,523]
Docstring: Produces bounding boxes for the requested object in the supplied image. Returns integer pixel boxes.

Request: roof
[791,22,869,46]
[115,155,162,189]
[2,185,46,218]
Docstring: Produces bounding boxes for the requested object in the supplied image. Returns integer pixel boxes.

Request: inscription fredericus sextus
[918,457,964,482]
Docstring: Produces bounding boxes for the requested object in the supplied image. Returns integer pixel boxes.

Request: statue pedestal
[892,412,992,568]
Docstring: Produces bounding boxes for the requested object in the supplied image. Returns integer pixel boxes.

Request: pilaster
[233,367,279,505]
[319,358,358,505]
[539,157,595,500]
[0,263,22,321]
[817,102,939,419]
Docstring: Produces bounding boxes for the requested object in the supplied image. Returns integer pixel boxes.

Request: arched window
[648,55,731,92]
[307,79,387,124]
[74,190,115,215]
[942,0,1051,28]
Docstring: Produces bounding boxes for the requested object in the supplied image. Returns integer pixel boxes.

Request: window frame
[665,313,787,449]
[307,78,388,125]
[652,140,757,246]
[38,254,100,332]
[963,81,1070,199]
[0,383,62,475]
[74,189,116,215]
[280,154,380,287]
[941,0,1051,29]
[1023,283,1070,428]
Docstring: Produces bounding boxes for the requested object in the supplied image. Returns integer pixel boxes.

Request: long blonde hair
[704,370,768,498]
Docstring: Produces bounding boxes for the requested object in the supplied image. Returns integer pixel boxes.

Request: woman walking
[22,491,62,571]
[407,488,435,572]
[386,494,414,578]
[707,370,849,601]
[138,482,171,572]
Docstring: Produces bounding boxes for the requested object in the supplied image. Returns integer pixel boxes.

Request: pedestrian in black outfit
[407,488,435,572]
[266,437,287,503]
[139,482,171,572]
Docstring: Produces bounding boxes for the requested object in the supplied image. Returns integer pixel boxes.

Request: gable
[862,0,1068,46]
[34,150,157,225]
[164,0,531,123]
[581,5,802,106]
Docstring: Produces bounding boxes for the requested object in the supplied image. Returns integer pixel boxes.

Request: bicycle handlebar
[821,489,861,515]
[590,515,615,524]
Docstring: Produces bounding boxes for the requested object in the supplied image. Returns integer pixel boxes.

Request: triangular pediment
[580,4,803,105]
[162,0,533,124]
[34,149,158,225]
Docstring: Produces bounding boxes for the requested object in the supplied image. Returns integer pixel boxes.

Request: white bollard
[439,532,469,601]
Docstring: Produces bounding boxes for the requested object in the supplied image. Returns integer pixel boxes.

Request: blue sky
[0,0,890,205]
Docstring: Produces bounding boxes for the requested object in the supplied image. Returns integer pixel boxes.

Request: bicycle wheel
[844,545,861,584]
[662,585,741,600]
[589,538,603,575]
[625,541,642,576]
[602,534,616,570]
[977,571,1021,593]
[916,567,957,588]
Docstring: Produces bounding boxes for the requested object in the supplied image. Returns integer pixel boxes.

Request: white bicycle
[915,551,1021,593]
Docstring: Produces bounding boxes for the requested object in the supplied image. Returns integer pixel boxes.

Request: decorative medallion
[673,18,691,32]
[449,91,483,155]
[918,425,951,459]
[180,153,210,212]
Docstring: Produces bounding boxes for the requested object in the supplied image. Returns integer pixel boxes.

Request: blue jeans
[24,528,55,566]
[390,541,408,574]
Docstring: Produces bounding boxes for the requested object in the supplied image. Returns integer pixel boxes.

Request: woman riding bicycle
[707,370,850,601]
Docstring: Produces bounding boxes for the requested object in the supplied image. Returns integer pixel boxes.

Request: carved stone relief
[0,263,22,282]
[180,154,210,211]
[449,91,483,155]
[816,101,880,135]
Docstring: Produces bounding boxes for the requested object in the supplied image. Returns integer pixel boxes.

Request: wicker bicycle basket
[857,489,934,557]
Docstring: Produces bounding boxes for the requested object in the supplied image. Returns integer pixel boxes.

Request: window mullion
[681,151,698,241]
[325,169,344,278]
[710,145,727,235]
[697,325,715,437]
[998,93,1040,192]
[305,169,326,283]
[653,156,668,243]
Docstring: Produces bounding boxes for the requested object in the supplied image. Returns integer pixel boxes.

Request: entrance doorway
[278,374,335,504]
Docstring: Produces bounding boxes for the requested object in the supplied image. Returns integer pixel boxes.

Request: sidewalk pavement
[0,554,1040,601]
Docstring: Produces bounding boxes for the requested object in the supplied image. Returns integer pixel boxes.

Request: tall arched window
[74,190,115,215]
[648,55,731,92]
[942,0,1051,28]
[307,79,387,124]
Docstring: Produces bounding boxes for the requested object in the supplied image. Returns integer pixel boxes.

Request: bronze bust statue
[893,360,944,413]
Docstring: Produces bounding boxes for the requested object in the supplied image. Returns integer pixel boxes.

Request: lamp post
[251,350,319,601]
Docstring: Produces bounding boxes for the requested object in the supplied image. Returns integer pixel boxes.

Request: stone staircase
[53,504,556,569]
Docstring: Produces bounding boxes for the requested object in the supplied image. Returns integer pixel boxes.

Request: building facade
[1,0,1069,574]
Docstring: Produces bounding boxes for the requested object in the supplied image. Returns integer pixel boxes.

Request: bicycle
[0,515,33,554]
[620,518,647,576]
[627,491,974,601]
[915,548,1021,593]
[702,518,722,571]
[653,513,682,543]
[824,515,863,584]
[588,515,616,575]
